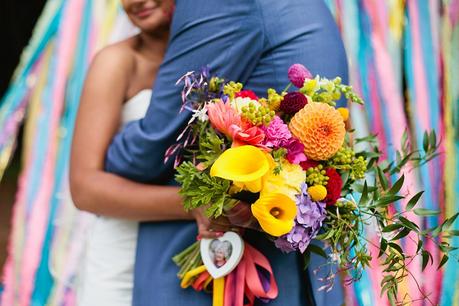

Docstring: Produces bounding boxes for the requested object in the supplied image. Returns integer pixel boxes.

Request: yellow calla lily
[251,193,297,237]
[210,145,270,192]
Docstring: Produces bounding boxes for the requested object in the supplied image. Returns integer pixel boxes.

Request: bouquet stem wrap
[181,242,278,306]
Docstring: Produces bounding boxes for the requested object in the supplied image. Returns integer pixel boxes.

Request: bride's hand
[191,207,233,239]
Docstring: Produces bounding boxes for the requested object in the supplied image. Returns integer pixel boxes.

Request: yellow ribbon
[180,265,207,288]
[213,277,225,306]
[181,265,225,306]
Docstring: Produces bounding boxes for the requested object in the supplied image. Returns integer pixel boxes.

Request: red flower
[325,168,342,206]
[235,90,258,100]
[280,92,308,114]
[300,160,319,171]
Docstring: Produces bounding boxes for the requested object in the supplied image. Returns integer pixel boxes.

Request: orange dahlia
[289,102,345,160]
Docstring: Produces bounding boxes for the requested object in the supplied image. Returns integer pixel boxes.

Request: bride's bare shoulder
[83,37,140,91]
[89,37,138,74]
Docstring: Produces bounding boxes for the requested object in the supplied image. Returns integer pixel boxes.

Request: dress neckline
[125,89,152,106]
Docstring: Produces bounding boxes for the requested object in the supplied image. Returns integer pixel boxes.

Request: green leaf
[353,183,377,193]
[382,223,404,233]
[421,250,431,271]
[413,208,440,216]
[398,216,420,231]
[359,181,370,207]
[316,229,335,241]
[391,228,411,240]
[379,238,388,258]
[372,195,405,208]
[406,191,424,211]
[416,240,423,253]
[388,291,397,306]
[442,212,459,229]
[447,230,459,236]
[429,130,437,151]
[423,131,429,152]
[377,167,388,190]
[389,174,404,195]
[401,130,409,150]
[438,254,449,270]
[307,244,328,258]
[355,135,377,143]
[388,242,404,255]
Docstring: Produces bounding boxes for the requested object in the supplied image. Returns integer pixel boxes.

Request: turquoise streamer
[31,0,93,303]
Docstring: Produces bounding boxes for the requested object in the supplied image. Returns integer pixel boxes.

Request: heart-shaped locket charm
[200,231,244,279]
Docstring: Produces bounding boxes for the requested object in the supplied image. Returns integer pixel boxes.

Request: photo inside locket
[209,239,233,268]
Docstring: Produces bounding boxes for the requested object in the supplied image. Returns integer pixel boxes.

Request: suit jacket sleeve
[104,0,263,182]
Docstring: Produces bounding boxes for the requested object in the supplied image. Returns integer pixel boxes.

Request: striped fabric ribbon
[0,1,457,305]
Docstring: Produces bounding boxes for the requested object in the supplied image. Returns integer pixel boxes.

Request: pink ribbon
[224,243,278,306]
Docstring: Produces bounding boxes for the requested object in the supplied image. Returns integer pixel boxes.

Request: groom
[105,0,348,305]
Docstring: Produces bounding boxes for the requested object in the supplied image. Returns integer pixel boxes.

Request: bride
[70,0,222,304]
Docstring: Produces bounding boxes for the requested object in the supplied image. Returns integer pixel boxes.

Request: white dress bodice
[120,89,151,125]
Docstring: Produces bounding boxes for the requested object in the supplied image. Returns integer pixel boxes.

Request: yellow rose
[261,160,306,201]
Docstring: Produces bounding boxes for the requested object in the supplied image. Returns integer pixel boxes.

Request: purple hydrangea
[261,116,292,148]
[275,183,326,253]
[288,64,313,88]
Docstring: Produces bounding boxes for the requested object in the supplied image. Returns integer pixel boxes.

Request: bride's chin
[139,22,169,37]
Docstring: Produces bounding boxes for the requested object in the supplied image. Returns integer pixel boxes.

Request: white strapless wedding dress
[76,89,151,306]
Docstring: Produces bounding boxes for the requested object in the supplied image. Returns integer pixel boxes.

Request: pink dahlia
[288,64,313,88]
[261,116,292,148]
[207,100,243,138]
[285,138,307,164]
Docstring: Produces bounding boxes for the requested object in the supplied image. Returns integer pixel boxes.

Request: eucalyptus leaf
[438,254,449,270]
[388,174,404,195]
[406,191,424,211]
[414,208,440,216]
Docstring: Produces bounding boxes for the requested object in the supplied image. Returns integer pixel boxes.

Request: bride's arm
[70,46,190,222]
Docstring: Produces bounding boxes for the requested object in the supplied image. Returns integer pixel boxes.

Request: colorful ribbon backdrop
[0,0,458,305]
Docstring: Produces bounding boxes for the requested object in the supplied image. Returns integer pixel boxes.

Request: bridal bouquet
[169,65,457,305]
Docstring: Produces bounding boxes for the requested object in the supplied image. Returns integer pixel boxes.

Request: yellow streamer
[180,265,207,289]
[23,42,54,167]
[213,277,225,306]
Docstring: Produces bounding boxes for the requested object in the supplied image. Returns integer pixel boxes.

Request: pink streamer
[363,0,425,303]
[408,1,441,303]
[18,0,85,304]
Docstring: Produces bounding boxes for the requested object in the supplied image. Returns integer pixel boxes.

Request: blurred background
[0,0,458,305]
[0,0,47,285]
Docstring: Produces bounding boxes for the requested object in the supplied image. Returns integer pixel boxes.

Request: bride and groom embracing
[70,0,348,305]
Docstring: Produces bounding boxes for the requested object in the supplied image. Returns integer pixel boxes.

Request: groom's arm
[104,1,263,182]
